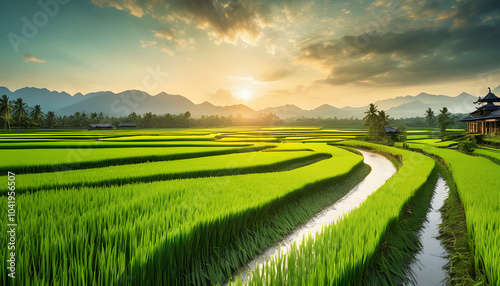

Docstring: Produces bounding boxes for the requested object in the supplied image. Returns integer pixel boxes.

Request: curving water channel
[228,149,397,284]
[407,175,449,285]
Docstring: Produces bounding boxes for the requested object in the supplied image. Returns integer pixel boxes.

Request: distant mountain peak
[395,100,425,106]
[314,103,337,110]
[416,92,430,96]
[154,91,171,97]
[225,104,255,110]
[261,104,301,110]
[199,101,215,107]
[0,85,480,119]
[0,86,12,93]
[457,92,473,97]
[119,89,149,95]
[492,85,500,93]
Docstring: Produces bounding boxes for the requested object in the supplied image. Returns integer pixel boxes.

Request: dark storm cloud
[298,0,500,86]
[437,0,500,27]
[404,0,444,20]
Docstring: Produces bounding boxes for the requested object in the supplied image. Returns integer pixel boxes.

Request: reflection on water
[407,176,449,286]
[228,150,397,284]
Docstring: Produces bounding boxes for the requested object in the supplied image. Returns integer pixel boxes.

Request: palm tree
[378,110,390,128]
[80,111,89,127]
[45,111,57,129]
[0,95,11,131]
[424,108,435,132]
[30,105,43,127]
[438,107,452,140]
[363,103,379,136]
[13,98,28,128]
[376,110,391,140]
[97,112,104,123]
[90,112,98,124]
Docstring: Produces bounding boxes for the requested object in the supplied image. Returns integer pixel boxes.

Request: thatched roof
[89,123,115,129]
[385,127,401,134]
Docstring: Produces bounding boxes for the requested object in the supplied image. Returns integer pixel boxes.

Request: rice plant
[0,145,269,174]
[0,140,252,149]
[473,147,500,164]
[3,151,330,194]
[98,135,217,141]
[246,142,436,285]
[405,143,500,285]
[0,144,364,285]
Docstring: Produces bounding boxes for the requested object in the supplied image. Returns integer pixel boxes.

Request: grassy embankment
[245,141,436,285]
[404,143,499,285]
[0,144,369,285]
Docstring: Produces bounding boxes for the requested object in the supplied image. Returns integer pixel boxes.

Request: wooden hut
[384,127,401,134]
[459,88,500,135]
[89,123,115,130]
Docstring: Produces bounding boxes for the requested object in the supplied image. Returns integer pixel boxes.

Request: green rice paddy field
[0,127,498,285]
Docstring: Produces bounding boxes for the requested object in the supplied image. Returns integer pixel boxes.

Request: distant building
[459,88,500,135]
[89,123,115,130]
[384,127,401,134]
[118,122,138,128]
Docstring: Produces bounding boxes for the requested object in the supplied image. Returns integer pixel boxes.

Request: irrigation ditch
[407,175,449,285]
[227,149,397,284]
[227,148,456,285]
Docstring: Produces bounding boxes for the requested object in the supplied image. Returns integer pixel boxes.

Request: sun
[235,89,254,101]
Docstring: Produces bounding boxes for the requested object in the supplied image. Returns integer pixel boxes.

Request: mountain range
[1,85,497,119]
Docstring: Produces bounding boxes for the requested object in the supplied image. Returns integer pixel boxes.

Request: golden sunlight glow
[235,89,254,101]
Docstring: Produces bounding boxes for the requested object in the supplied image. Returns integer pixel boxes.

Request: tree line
[363,103,457,143]
[0,95,56,130]
[0,95,363,130]
[0,95,463,131]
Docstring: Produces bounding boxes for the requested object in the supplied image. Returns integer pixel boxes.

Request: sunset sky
[1,0,500,109]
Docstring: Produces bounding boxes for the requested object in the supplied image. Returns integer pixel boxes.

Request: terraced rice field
[474,147,500,163]
[0,127,498,285]
[404,143,500,285]
[409,139,459,147]
[245,142,437,285]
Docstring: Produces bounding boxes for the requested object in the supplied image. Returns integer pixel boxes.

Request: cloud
[227,76,271,85]
[140,40,157,48]
[140,39,182,56]
[22,54,46,63]
[93,0,309,48]
[296,0,500,86]
[151,28,195,51]
[438,0,500,28]
[92,0,500,88]
[91,0,144,17]
[161,47,175,56]
[152,29,175,41]
[209,88,239,105]
[258,68,293,82]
